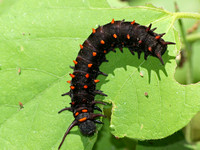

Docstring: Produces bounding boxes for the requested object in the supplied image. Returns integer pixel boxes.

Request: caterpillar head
[79,119,96,135]
[58,110,105,150]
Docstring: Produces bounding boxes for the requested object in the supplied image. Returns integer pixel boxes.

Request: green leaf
[136,131,192,150]
[0,0,199,150]
[98,13,199,141]
[94,106,137,150]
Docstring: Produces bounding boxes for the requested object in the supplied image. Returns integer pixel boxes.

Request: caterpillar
[58,19,175,149]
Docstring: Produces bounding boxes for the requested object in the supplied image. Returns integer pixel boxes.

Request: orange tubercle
[111,19,115,24]
[94,79,100,83]
[92,28,96,34]
[88,64,93,68]
[131,20,135,25]
[82,109,88,113]
[113,34,117,38]
[69,73,75,78]
[73,60,78,65]
[100,40,105,44]
[70,86,75,90]
[85,73,89,78]
[92,52,97,56]
[67,80,71,83]
[138,40,142,44]
[103,50,107,53]
[79,117,87,122]
[84,85,88,89]
[127,34,130,39]
[148,47,152,52]
[75,112,79,116]
[155,35,161,39]
[80,44,84,49]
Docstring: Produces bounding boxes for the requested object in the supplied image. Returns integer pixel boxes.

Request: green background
[0,0,199,150]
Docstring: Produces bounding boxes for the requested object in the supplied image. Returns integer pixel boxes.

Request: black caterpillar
[58,19,175,149]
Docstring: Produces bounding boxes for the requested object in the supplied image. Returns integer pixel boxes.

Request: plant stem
[179,20,193,84]
[174,12,200,20]
[187,33,200,42]
[174,5,194,84]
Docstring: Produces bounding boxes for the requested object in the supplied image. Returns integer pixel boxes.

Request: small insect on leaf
[139,72,143,77]
[17,68,21,75]
[19,102,24,109]
[144,92,149,97]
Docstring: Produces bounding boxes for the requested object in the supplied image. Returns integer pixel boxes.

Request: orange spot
[113,34,117,38]
[82,109,88,113]
[100,40,105,44]
[67,80,71,83]
[111,19,115,24]
[138,40,142,44]
[79,117,87,122]
[103,50,107,53]
[122,42,124,45]
[70,86,75,90]
[73,60,78,65]
[80,44,83,49]
[69,73,75,78]
[88,64,93,68]
[127,34,130,39]
[75,112,79,116]
[92,28,96,33]
[85,73,89,78]
[148,47,152,52]
[71,101,75,105]
[84,85,88,89]
[155,35,161,39]
[94,79,100,83]
[92,52,97,56]
[131,20,135,25]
